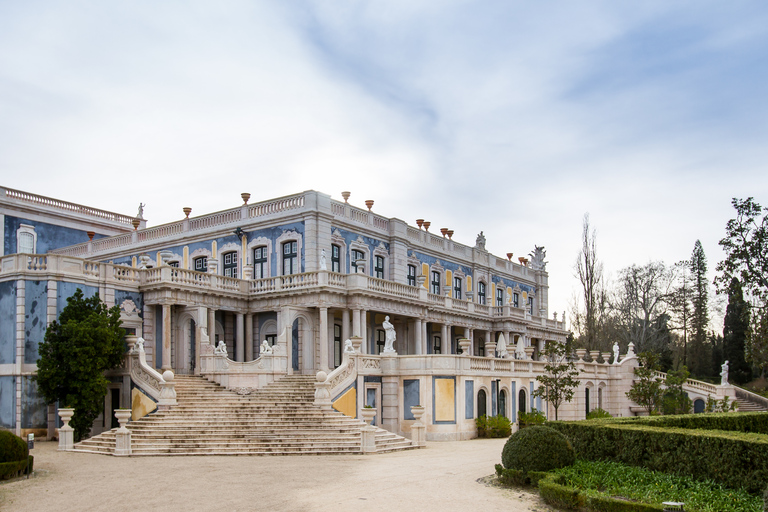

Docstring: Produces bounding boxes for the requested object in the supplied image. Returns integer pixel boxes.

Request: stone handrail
[1,186,137,226]
[129,345,176,407]
[365,275,420,299]
[734,386,768,408]
[652,370,719,395]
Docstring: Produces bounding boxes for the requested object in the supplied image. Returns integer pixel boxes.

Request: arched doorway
[518,388,527,415]
[585,387,590,417]
[693,398,705,413]
[478,389,487,417]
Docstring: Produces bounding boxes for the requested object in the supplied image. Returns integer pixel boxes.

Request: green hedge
[548,421,768,494]
[494,464,548,486]
[535,474,665,511]
[0,458,28,480]
[589,411,768,434]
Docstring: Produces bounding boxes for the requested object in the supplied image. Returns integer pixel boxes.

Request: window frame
[194,256,208,272]
[513,292,520,308]
[222,251,238,278]
[282,241,298,275]
[453,276,462,300]
[477,281,486,305]
[253,245,268,279]
[351,249,365,273]
[407,265,417,286]
[430,271,441,295]
[496,287,504,307]
[374,255,385,279]
[16,224,36,254]
[331,244,341,273]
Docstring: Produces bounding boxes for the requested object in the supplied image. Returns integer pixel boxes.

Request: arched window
[222,251,238,278]
[253,246,268,278]
[282,241,298,275]
[374,255,385,279]
[693,398,705,413]
[498,390,507,418]
[477,389,487,417]
[17,224,36,254]
[496,287,505,306]
[194,256,208,272]
[518,388,527,414]
[351,249,365,273]
[453,276,462,299]
[585,387,590,416]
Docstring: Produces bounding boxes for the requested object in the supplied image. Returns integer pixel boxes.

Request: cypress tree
[689,240,710,378]
[724,277,752,384]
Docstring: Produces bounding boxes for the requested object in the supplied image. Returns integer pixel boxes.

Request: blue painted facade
[0,281,16,364]
[491,274,534,295]
[3,215,108,255]
[21,376,47,429]
[24,280,47,364]
[510,381,517,423]
[334,228,389,274]
[56,282,98,315]
[465,380,474,419]
[114,290,144,317]
[491,380,497,416]
[409,250,472,279]
[0,376,15,429]
[403,379,420,420]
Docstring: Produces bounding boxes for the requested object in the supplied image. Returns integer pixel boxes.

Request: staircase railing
[127,337,176,408]
[734,386,768,409]
[314,337,362,409]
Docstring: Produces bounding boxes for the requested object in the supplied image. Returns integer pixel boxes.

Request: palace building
[0,185,746,450]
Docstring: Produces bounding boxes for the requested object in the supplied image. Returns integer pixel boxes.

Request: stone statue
[260,340,272,355]
[475,231,486,251]
[134,337,145,353]
[214,340,227,356]
[612,342,620,364]
[721,360,729,385]
[496,333,508,358]
[529,246,547,271]
[382,316,396,353]
[137,203,145,219]
[320,249,327,271]
[343,339,355,353]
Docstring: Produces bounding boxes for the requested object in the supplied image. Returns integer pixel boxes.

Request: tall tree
[533,341,582,420]
[689,240,711,378]
[723,277,751,384]
[715,197,768,302]
[668,261,693,368]
[747,305,768,377]
[573,214,608,351]
[35,289,125,441]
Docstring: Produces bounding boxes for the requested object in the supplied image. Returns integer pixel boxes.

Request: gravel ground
[1,439,554,512]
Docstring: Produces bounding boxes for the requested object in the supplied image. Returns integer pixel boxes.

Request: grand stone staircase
[75,374,417,456]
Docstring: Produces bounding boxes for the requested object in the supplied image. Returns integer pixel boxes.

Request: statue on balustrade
[344,339,355,353]
[721,360,729,385]
[214,340,228,356]
[382,316,396,353]
[260,340,273,355]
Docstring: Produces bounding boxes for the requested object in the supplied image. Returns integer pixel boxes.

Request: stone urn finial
[416,219,424,229]
[341,191,351,203]
[440,227,448,237]
[507,252,513,261]
[423,221,430,231]
[87,231,95,241]
[241,193,251,205]
[365,199,374,211]
[131,218,140,230]
[183,207,192,218]
[447,230,454,240]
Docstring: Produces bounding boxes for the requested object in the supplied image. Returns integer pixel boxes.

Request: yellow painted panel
[212,241,218,258]
[132,388,157,421]
[435,378,456,422]
[333,387,357,418]
[446,270,452,286]
[522,291,528,302]
[466,276,472,292]
[507,287,512,303]
[491,283,496,301]
[131,256,137,268]
[183,246,189,269]
[421,263,429,288]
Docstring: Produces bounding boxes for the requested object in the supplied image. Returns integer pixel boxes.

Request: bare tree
[573,214,608,351]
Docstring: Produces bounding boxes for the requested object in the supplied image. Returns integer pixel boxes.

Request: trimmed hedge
[0,430,30,480]
[494,464,549,487]
[502,425,575,473]
[548,421,768,494]
[579,411,768,434]
[476,415,512,438]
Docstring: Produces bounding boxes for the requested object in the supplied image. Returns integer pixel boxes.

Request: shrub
[586,408,612,420]
[475,415,511,438]
[518,408,546,427]
[0,431,30,480]
[501,425,575,473]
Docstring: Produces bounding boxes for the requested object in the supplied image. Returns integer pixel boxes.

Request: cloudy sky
[1,1,767,327]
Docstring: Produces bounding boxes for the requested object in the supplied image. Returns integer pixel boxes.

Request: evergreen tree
[533,341,583,420]
[747,305,768,378]
[689,240,711,379]
[35,289,125,441]
[723,277,752,384]
[626,352,664,415]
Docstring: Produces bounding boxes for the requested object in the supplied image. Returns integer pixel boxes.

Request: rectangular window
[478,338,485,357]
[351,249,365,273]
[282,241,298,275]
[253,246,267,279]
[194,256,208,272]
[374,255,384,279]
[433,335,442,354]
[430,271,440,295]
[334,324,342,368]
[331,244,341,273]
[513,293,519,308]
[376,329,386,354]
[18,232,35,254]
[528,296,534,315]
[453,277,462,300]
[168,261,179,268]
[496,288,504,306]
[223,252,238,278]
[265,334,277,346]
[478,282,486,305]
[407,265,416,286]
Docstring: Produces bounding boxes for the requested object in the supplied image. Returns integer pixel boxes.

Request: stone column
[440,323,448,354]
[319,307,329,371]
[422,321,429,354]
[162,304,172,370]
[468,328,474,356]
[414,318,423,355]
[341,309,350,341]
[381,353,399,434]
[485,330,494,358]
[361,309,368,354]
[235,313,244,362]
[352,309,361,337]
[245,313,254,361]
[208,308,216,344]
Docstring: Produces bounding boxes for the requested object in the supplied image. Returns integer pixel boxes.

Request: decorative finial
[183,207,192,218]
[241,193,251,205]
[341,191,351,203]
[365,199,374,211]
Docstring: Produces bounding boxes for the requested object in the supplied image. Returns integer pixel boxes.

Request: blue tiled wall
[0,281,16,364]
[4,215,108,254]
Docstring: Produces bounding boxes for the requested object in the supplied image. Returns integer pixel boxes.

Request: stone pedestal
[485,341,496,358]
[313,370,332,410]
[410,405,426,447]
[58,408,74,451]
[601,352,611,365]
[350,335,363,353]
[158,370,177,409]
[380,353,399,434]
[458,338,471,356]
[360,407,377,453]
[589,350,600,363]
[524,346,535,360]
[575,349,587,361]
[114,409,132,456]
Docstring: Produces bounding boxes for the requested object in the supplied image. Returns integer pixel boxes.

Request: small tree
[626,351,664,415]
[533,341,582,420]
[35,289,125,441]
[661,366,693,415]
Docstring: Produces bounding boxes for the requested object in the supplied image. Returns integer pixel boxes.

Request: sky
[1,1,767,330]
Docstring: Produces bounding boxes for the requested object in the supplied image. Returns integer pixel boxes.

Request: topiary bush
[502,425,575,473]
[0,430,30,480]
